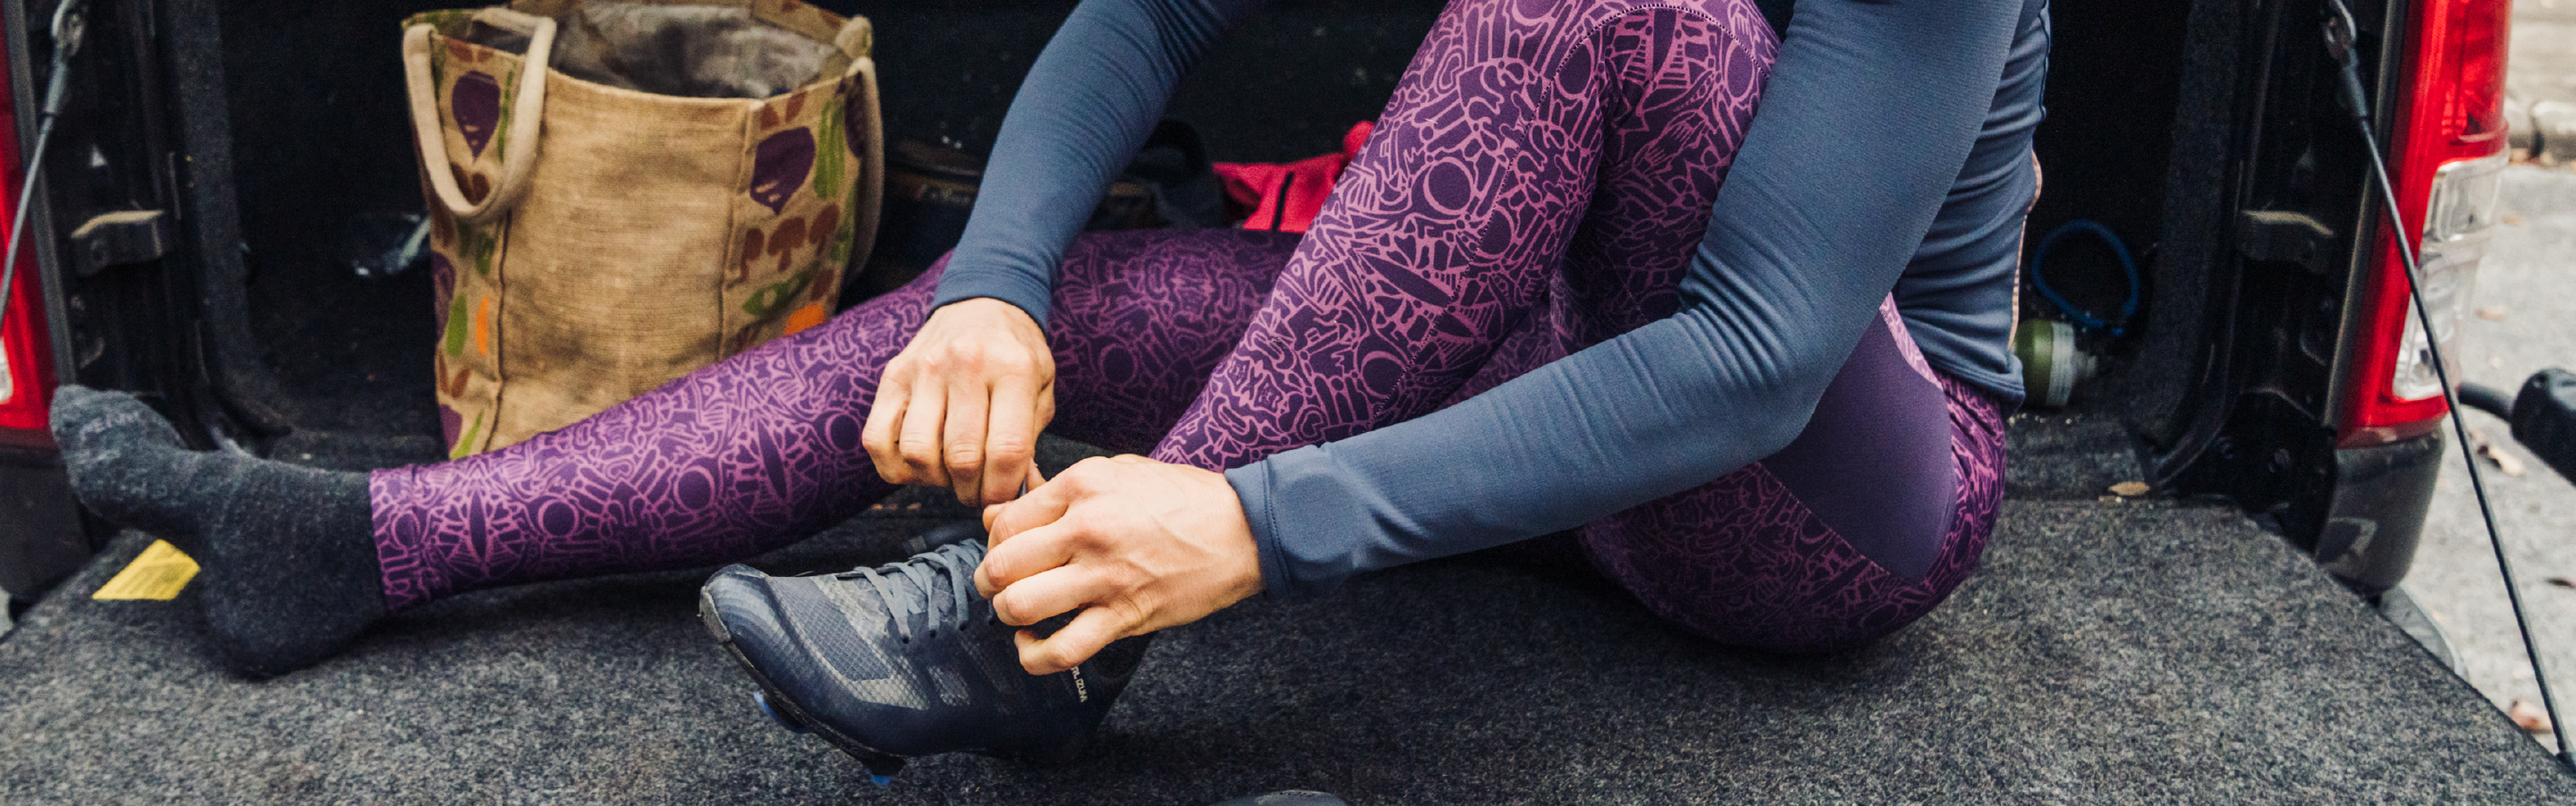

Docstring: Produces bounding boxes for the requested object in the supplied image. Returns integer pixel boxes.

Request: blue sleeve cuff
[1224,451,1359,601]
[931,264,1058,329]
[1225,459,1301,600]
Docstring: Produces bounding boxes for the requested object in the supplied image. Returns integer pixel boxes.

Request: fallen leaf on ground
[2476,306,2509,321]
[2501,214,2525,226]
[2108,481,2150,496]
[2474,439,2527,476]
[2512,700,2555,734]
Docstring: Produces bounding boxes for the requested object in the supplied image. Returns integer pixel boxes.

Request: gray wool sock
[51,385,385,677]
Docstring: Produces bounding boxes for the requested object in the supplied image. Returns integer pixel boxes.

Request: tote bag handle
[403,10,555,225]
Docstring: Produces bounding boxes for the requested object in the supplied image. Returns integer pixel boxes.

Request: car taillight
[2339,0,2512,447]
[0,39,53,437]
[0,251,46,434]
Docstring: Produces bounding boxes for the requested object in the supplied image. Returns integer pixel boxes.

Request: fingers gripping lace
[839,541,983,643]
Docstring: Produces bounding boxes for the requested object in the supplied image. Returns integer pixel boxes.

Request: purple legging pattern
[1152,0,1775,465]
[371,0,2004,652]
[370,231,1299,607]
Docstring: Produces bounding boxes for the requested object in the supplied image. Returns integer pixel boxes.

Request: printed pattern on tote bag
[419,12,520,457]
[408,1,877,458]
[724,82,867,352]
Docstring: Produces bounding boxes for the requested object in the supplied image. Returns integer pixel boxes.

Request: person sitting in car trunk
[52,0,2043,776]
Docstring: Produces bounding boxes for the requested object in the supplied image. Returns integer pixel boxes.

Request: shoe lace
[835,540,982,644]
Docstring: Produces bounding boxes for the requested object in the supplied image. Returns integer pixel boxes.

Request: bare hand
[863,298,1055,505]
[974,455,1264,674]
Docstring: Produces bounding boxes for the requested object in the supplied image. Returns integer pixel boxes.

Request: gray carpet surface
[2,499,2571,804]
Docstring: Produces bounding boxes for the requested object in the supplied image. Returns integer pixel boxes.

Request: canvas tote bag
[404,0,883,457]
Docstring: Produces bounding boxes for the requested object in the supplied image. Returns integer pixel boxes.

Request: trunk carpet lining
[1,500,2568,802]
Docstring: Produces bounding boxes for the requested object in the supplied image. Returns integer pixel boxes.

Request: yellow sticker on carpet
[92,540,200,600]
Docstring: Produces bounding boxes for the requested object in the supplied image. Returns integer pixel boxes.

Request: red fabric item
[1214,121,1373,233]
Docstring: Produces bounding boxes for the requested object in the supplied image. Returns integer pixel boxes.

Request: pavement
[2411,162,2576,751]
[2403,0,2576,754]
[2511,0,2576,161]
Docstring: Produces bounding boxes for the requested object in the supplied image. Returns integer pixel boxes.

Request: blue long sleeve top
[933,0,2051,598]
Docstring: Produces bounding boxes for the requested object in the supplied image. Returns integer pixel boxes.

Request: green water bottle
[2013,319,2095,409]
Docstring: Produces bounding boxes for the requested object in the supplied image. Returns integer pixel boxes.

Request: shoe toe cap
[700,565,784,646]
[704,570,928,739]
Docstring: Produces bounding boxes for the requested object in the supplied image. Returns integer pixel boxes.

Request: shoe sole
[694,585,1095,781]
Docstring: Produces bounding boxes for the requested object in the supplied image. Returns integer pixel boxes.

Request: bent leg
[1578,302,2009,653]
[1153,0,1775,470]
[372,229,1300,609]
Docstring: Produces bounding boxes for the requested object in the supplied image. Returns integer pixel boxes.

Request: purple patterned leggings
[372,0,2004,653]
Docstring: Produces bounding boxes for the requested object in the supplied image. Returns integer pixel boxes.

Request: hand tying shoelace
[833,540,985,645]
[700,529,1152,782]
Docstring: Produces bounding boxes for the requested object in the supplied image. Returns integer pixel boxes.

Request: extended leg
[373,228,1300,608]
[57,227,1298,675]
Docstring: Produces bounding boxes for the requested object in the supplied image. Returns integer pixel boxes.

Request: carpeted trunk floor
[2,499,2570,803]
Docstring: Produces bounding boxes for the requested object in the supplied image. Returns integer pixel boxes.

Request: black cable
[2321,0,2573,767]
[0,2,83,369]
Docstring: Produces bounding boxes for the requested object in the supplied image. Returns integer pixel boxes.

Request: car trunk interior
[196,0,2207,500]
